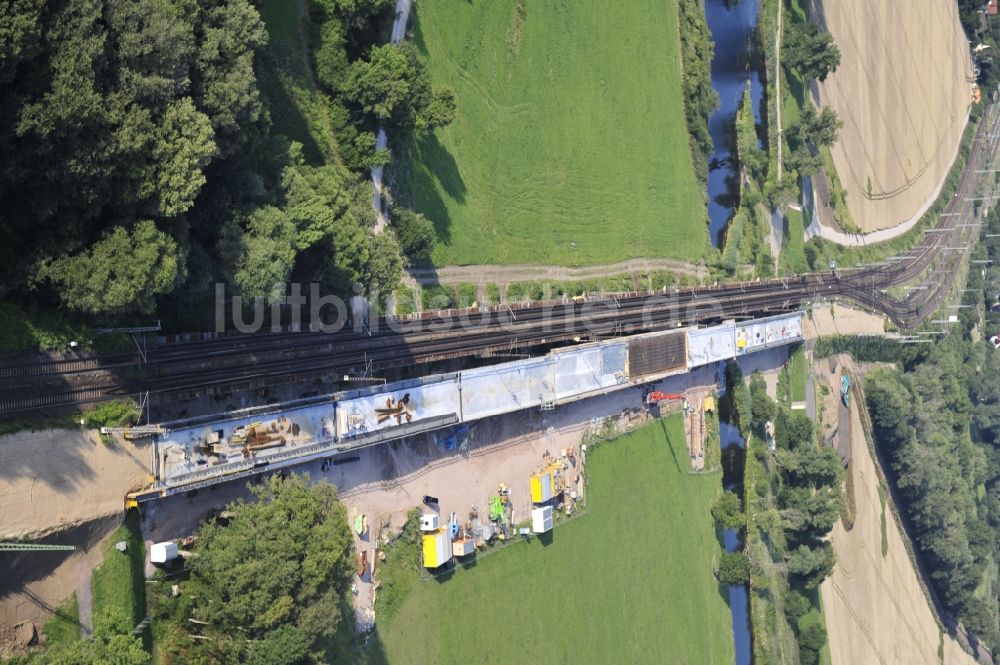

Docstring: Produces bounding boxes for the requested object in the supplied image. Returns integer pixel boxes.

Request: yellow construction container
[530,470,554,503]
[703,395,716,413]
[422,529,450,568]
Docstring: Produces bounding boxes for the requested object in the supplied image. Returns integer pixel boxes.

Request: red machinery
[645,391,683,405]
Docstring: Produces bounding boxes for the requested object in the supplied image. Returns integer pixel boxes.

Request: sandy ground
[0,516,121,655]
[809,0,971,233]
[818,364,977,665]
[0,429,149,654]
[0,429,149,539]
[803,302,887,340]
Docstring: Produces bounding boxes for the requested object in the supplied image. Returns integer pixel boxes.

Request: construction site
[129,312,803,499]
[0,310,804,652]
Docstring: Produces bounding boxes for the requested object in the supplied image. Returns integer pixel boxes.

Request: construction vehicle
[357,550,368,577]
[841,374,851,408]
[99,424,167,439]
[489,496,504,522]
[645,391,683,406]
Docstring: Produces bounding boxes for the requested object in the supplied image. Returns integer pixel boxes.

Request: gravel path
[370,0,413,234]
[74,561,92,638]
[402,258,708,287]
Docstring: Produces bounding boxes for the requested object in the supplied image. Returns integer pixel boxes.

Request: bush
[717,552,751,585]
[712,491,746,530]
[391,208,436,264]
[783,589,810,626]
[798,620,827,651]
[84,400,140,429]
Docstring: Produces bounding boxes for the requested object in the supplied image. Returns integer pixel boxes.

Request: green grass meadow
[368,416,733,664]
[91,513,148,640]
[788,345,807,403]
[395,0,711,267]
[42,594,80,646]
[780,208,807,275]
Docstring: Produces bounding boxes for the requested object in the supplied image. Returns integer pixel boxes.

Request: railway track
[2,103,997,417]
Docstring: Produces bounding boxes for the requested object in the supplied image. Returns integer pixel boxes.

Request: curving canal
[705,0,765,248]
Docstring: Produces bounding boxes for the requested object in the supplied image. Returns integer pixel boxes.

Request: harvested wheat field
[809,0,971,232]
[820,401,977,665]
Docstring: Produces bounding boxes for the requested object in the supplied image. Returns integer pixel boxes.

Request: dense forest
[0,0,452,329]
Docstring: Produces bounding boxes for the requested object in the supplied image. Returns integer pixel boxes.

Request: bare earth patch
[810,0,971,232]
[0,428,148,539]
[0,428,149,654]
[803,303,886,340]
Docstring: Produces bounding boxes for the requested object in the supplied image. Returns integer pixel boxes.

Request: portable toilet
[422,529,450,568]
[419,513,440,532]
[150,542,179,564]
[452,537,475,558]
[530,470,554,503]
[531,506,553,534]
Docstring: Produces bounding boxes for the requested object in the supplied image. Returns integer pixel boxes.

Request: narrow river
[705,0,765,248]
[720,418,752,665]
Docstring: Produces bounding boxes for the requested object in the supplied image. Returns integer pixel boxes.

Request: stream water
[705,0,765,248]
[720,418,752,664]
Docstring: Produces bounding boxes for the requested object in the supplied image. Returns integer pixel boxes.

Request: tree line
[677,0,718,193]
[766,13,841,208]
[859,204,1000,649]
[0,0,453,327]
[720,360,839,665]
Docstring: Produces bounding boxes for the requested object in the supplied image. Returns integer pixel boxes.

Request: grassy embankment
[359,415,734,665]
[41,595,80,647]
[91,513,149,645]
[394,0,712,267]
[408,270,694,312]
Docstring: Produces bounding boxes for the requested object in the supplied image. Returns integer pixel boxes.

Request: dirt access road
[817,361,978,665]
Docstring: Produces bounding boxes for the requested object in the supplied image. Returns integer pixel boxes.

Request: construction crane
[100,424,168,439]
[0,543,75,552]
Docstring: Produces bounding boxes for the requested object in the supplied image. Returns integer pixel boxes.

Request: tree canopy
[37,221,185,315]
[0,0,454,324]
[0,0,264,309]
[712,490,746,531]
[153,473,356,663]
[718,552,751,585]
[784,22,841,82]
